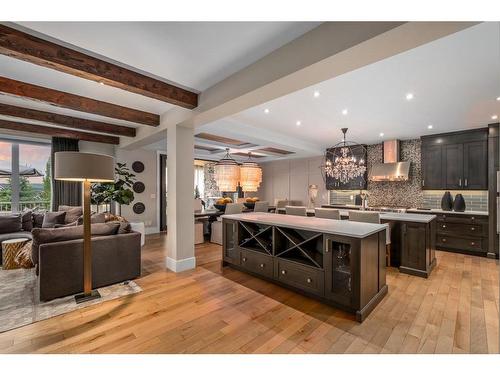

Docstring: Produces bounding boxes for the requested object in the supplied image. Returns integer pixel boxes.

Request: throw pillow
[21,209,33,232]
[0,214,22,234]
[104,213,129,223]
[42,211,67,228]
[14,240,34,269]
[31,222,120,266]
[77,212,106,225]
[58,205,83,224]
[32,212,45,228]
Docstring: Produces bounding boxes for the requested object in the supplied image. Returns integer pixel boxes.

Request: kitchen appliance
[368,140,410,181]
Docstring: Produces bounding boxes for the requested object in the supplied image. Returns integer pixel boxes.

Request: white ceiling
[203,22,500,154]
[14,22,321,91]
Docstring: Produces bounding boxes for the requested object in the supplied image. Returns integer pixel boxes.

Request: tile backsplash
[421,190,488,211]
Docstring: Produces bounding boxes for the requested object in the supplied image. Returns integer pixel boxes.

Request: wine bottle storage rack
[274,227,323,269]
[238,222,273,255]
[331,241,352,298]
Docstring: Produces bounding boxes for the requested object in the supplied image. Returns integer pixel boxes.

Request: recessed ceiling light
[296,121,302,126]
[313,91,320,98]
[342,109,348,115]
[427,124,433,129]
[492,115,498,120]
[496,96,500,101]
[405,93,414,101]
[264,108,270,114]
[379,132,384,137]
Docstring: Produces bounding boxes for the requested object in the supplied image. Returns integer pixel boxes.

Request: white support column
[166,123,195,272]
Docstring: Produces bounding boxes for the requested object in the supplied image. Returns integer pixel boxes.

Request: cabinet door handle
[259,263,265,268]
[465,178,468,187]
[442,225,446,229]
[471,241,475,246]
[306,278,312,284]
[471,227,475,231]
[242,257,247,262]
[442,238,447,242]
[422,179,425,187]
[459,178,462,187]
[281,270,286,275]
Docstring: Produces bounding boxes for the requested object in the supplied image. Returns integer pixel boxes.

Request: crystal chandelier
[214,148,240,192]
[239,152,262,192]
[321,128,366,184]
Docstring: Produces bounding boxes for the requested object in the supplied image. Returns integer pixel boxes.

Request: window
[0,139,51,213]
[194,164,205,199]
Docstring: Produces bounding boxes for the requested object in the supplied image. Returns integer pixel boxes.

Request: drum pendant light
[214,148,240,192]
[239,152,262,192]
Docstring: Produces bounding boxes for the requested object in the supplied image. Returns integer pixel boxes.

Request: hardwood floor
[0,233,498,354]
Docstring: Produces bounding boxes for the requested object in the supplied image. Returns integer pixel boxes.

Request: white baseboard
[166,256,196,272]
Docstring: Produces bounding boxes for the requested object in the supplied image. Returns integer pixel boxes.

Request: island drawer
[437,222,486,237]
[437,235,484,253]
[240,249,274,278]
[276,259,324,297]
[436,213,488,225]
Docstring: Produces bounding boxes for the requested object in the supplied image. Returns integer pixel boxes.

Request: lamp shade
[54,152,115,182]
[240,160,262,192]
[214,149,240,192]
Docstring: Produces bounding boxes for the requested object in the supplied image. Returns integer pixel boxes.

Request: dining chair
[314,208,340,220]
[253,201,269,212]
[285,206,307,216]
[210,203,244,245]
[348,210,392,265]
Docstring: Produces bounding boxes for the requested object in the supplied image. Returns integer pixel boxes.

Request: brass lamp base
[75,290,101,304]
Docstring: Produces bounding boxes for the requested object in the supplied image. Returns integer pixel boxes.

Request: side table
[2,238,30,270]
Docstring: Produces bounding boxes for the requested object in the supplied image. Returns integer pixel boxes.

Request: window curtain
[194,165,205,199]
[51,137,81,211]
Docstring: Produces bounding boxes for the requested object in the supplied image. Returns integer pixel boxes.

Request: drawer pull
[281,270,286,275]
[442,238,447,242]
[306,278,312,284]
[259,263,265,268]
[442,225,446,229]
[471,242,475,246]
[242,257,247,262]
[471,217,475,220]
[471,227,475,231]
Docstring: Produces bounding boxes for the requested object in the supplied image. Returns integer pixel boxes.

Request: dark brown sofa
[37,231,141,301]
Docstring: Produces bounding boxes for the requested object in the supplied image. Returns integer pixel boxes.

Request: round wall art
[132,161,145,173]
[133,202,145,214]
[133,181,145,194]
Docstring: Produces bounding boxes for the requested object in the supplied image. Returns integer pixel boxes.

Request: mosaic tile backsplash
[329,139,488,212]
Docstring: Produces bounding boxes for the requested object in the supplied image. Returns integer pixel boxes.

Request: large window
[0,139,51,213]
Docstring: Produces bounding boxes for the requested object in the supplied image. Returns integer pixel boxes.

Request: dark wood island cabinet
[221,213,388,322]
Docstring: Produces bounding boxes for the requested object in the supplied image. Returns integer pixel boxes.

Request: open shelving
[274,227,323,269]
[238,221,273,255]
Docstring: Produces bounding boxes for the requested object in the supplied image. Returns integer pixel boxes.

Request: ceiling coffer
[368,140,410,181]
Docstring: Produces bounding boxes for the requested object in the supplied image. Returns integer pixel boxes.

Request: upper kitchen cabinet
[421,129,488,190]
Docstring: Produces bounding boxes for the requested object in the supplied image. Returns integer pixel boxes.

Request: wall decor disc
[133,181,145,193]
[133,202,145,214]
[132,161,145,173]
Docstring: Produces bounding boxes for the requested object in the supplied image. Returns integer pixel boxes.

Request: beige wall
[258,156,328,207]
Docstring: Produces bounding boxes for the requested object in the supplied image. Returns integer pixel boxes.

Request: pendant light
[214,148,240,192]
[239,152,262,192]
[321,128,367,184]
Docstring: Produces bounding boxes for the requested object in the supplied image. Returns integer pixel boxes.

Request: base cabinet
[222,219,387,322]
[435,213,488,256]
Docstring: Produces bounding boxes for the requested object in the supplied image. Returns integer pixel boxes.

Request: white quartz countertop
[223,212,387,239]
[335,210,436,223]
[407,208,488,216]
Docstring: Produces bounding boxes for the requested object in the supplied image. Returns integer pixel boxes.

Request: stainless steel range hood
[368,140,410,181]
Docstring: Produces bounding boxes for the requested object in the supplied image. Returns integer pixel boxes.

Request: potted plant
[91,162,137,215]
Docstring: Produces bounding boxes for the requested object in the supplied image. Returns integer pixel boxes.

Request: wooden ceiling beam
[0,76,159,126]
[0,102,136,137]
[0,118,119,144]
[0,25,198,109]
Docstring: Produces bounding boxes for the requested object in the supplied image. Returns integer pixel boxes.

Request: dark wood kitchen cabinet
[421,129,488,190]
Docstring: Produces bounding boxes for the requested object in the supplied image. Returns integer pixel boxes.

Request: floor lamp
[54,151,115,303]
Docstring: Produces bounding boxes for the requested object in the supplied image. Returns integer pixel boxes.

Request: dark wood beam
[0,103,136,137]
[0,118,119,144]
[0,25,198,109]
[0,76,159,126]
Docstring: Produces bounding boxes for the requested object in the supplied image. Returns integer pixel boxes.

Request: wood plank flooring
[0,233,498,354]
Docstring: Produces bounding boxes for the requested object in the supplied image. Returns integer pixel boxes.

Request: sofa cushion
[31,222,120,266]
[76,212,106,225]
[42,211,66,228]
[58,205,83,224]
[21,209,33,232]
[0,214,22,234]
[32,212,45,228]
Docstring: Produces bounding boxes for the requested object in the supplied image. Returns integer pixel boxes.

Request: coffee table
[1,238,30,270]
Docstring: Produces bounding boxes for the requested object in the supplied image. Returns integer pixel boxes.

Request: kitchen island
[221,212,388,322]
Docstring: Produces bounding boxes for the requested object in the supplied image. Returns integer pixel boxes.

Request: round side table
[1,238,29,270]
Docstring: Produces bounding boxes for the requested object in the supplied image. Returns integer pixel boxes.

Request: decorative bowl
[243,202,255,209]
[214,204,226,212]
